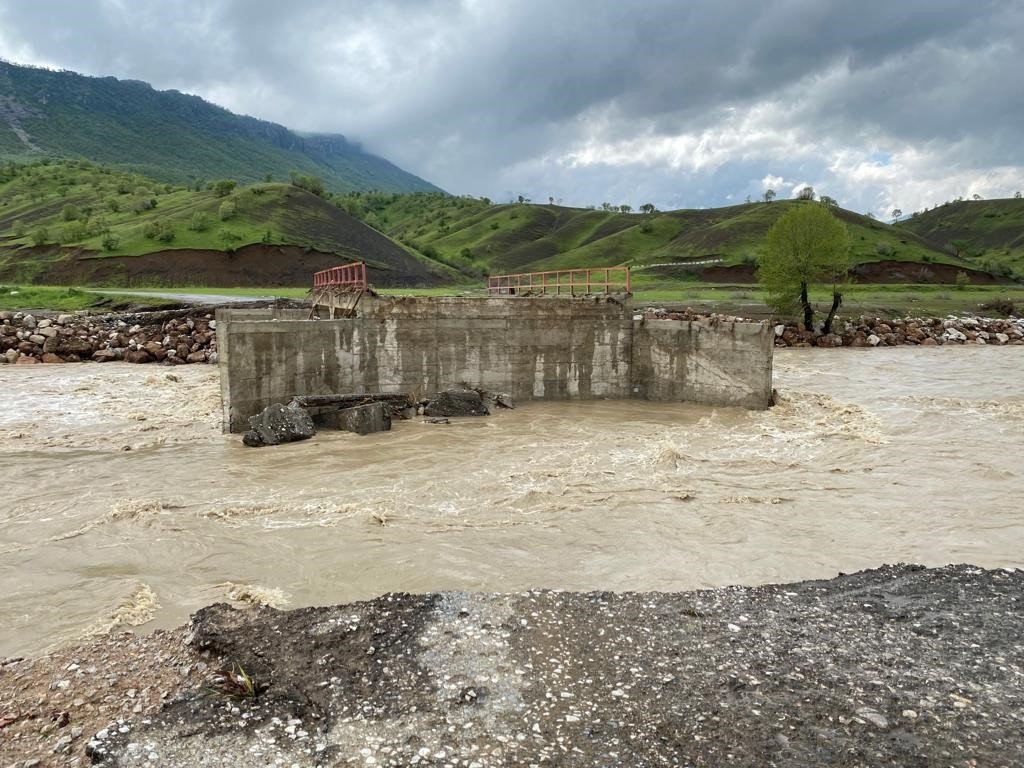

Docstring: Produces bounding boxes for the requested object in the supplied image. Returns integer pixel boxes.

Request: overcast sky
[1,0,1022,215]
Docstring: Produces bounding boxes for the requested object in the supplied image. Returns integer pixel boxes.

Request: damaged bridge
[215,295,773,433]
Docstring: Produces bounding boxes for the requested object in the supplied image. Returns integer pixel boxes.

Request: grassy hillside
[899,197,1024,279]
[0,61,440,194]
[346,192,985,279]
[0,160,457,285]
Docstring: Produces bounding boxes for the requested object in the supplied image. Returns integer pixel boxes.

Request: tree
[61,203,80,221]
[758,203,850,334]
[1016,191,1022,199]
[639,203,656,214]
[189,212,212,232]
[972,193,982,201]
[219,200,237,221]
[619,204,632,214]
[548,196,555,206]
[763,189,776,203]
[797,186,815,201]
[213,179,237,197]
[891,208,902,224]
[819,195,838,207]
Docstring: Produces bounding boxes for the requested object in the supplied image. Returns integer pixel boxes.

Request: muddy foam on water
[1,348,1023,656]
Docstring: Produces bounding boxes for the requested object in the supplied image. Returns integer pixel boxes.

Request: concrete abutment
[216,296,773,433]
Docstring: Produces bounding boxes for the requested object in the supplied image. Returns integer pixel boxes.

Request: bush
[980,298,1016,316]
[12,220,25,237]
[61,203,81,222]
[213,179,237,198]
[189,212,212,232]
[219,200,237,221]
[106,198,121,213]
[30,226,49,246]
[875,240,894,257]
[101,233,120,251]
[955,270,970,290]
[142,220,175,242]
[61,221,89,243]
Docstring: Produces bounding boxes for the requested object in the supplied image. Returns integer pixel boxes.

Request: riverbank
[4,305,1023,366]
[1,564,1021,766]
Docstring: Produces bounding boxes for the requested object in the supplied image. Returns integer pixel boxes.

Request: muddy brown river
[1,348,1022,657]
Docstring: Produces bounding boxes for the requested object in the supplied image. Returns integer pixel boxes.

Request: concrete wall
[217,298,773,433]
[217,297,634,432]
[630,319,774,409]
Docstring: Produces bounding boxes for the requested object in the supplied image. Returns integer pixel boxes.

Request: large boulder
[424,388,489,417]
[318,402,392,435]
[242,403,316,448]
[58,337,94,357]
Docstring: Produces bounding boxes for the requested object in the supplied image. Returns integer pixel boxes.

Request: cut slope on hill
[0,60,439,194]
[0,161,453,286]
[898,197,1024,279]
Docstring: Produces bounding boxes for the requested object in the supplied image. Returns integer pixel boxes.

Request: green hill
[898,198,1024,280]
[0,60,440,194]
[348,192,997,282]
[0,160,455,286]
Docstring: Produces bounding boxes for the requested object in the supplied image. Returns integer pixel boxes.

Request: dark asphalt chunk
[88,564,1024,766]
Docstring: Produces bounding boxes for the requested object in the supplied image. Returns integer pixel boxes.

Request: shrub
[12,220,25,237]
[490,221,499,230]
[955,270,970,290]
[219,200,237,221]
[875,240,894,257]
[213,179,237,198]
[30,226,49,246]
[980,298,1015,316]
[61,221,89,243]
[142,220,175,242]
[101,233,120,251]
[189,212,212,232]
[106,198,121,213]
[61,203,81,222]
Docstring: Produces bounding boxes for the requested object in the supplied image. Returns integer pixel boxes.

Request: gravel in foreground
[3,564,1022,767]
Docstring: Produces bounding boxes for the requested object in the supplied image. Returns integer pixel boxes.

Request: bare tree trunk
[800,282,814,331]
[823,289,843,335]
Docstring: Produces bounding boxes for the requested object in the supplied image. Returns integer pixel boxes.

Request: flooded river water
[1,348,1022,657]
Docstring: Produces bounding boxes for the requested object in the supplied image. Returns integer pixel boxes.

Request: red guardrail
[313,261,368,290]
[487,267,630,296]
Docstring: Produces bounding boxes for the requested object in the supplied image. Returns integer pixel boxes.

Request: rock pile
[774,315,1024,348]
[0,309,218,365]
[641,307,756,324]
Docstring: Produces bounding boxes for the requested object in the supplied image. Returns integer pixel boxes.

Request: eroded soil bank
[2,564,1021,766]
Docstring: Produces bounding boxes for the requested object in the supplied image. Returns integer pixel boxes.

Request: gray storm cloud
[0,0,1021,214]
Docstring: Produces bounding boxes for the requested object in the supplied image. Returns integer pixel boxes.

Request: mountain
[351,193,1010,283]
[898,198,1024,280]
[0,60,440,194]
[0,160,454,287]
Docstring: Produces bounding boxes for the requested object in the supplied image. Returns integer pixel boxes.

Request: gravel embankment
[4,564,1018,767]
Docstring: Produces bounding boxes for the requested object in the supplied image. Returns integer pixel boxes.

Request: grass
[37,280,1020,320]
[0,284,177,311]
[631,282,1024,318]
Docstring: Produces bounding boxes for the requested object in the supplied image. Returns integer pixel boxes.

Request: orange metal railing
[487,266,630,296]
[313,261,369,290]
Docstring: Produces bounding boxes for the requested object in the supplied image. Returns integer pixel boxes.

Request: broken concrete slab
[242,403,316,447]
[317,401,392,435]
[86,564,1024,767]
[424,388,488,417]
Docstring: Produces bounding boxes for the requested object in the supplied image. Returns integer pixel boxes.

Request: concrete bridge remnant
[215,296,773,433]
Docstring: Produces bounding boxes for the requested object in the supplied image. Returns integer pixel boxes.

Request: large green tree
[758,203,851,333]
